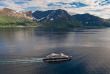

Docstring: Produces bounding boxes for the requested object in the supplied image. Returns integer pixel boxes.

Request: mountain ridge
[73,13,110,27]
[0,8,110,28]
[0,8,33,20]
[33,9,83,28]
[0,8,40,27]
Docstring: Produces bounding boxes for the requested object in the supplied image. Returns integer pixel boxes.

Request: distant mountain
[33,9,82,28]
[0,8,40,27]
[0,8,33,20]
[73,13,110,27]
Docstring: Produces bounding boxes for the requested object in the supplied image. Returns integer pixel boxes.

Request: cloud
[0,6,4,9]
[0,0,110,19]
[1,0,24,10]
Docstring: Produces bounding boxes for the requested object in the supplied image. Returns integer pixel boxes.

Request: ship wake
[0,58,43,64]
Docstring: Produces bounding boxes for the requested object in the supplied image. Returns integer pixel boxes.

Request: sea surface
[0,28,110,74]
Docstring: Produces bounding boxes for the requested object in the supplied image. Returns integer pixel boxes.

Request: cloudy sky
[0,0,110,19]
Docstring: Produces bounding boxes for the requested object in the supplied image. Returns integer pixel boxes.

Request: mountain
[0,8,33,20]
[0,8,40,27]
[73,13,110,27]
[33,9,83,28]
[1,8,110,28]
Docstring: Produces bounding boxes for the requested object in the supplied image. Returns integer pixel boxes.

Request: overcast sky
[0,0,110,19]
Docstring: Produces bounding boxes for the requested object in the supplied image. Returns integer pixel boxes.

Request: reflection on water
[0,28,110,74]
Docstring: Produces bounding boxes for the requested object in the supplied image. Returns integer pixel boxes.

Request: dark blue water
[0,28,110,74]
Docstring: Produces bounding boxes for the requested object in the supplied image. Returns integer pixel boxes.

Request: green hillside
[0,15,41,27]
[42,16,82,28]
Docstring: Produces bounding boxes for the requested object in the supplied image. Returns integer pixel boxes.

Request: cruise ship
[43,53,71,62]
